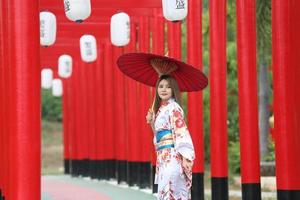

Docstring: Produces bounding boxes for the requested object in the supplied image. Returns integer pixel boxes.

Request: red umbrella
[117,53,208,92]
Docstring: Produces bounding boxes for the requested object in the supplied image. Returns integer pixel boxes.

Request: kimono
[154,98,195,200]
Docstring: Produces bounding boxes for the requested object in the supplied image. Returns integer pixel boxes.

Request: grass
[42,120,64,175]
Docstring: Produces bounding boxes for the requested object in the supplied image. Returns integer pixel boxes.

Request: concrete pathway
[42,175,277,200]
[42,175,156,200]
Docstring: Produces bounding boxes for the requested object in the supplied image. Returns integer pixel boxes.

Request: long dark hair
[153,75,181,113]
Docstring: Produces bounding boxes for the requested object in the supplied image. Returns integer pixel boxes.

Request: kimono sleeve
[170,105,195,161]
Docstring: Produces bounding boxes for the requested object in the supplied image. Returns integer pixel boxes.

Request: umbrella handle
[150,91,156,113]
[151,99,155,112]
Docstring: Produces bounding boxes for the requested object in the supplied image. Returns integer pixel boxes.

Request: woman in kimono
[146,74,195,200]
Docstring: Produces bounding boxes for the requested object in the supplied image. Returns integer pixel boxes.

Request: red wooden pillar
[124,21,139,186]
[0,62,3,199]
[152,9,165,56]
[186,0,205,199]
[86,62,97,178]
[78,62,89,176]
[71,62,80,176]
[0,1,6,198]
[86,64,92,176]
[1,65,8,199]
[138,16,152,188]
[78,61,93,177]
[94,46,105,179]
[5,0,41,199]
[272,0,300,199]
[167,21,181,59]
[66,62,76,175]
[209,0,228,199]
[236,0,261,199]
[0,1,4,197]
[62,79,71,174]
[0,75,3,200]
[151,8,165,193]
[74,62,82,176]
[2,2,11,198]
[113,46,128,183]
[75,61,88,176]
[103,43,116,179]
[67,65,76,175]
[0,73,3,199]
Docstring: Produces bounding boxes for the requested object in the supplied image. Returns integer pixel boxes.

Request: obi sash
[156,129,174,151]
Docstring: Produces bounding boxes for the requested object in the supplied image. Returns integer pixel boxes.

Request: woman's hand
[146,109,155,125]
[182,157,194,171]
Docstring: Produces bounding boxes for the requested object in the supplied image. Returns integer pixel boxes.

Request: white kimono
[154,98,195,200]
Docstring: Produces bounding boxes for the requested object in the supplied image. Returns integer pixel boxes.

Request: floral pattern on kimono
[154,98,195,200]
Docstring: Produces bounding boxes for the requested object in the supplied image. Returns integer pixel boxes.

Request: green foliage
[227,0,237,42]
[41,89,62,122]
[202,10,209,50]
[256,0,271,58]
[228,141,241,174]
[263,136,275,161]
[226,42,239,142]
[181,20,187,62]
[203,85,211,162]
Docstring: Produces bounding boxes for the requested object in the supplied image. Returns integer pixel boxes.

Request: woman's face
[157,79,172,101]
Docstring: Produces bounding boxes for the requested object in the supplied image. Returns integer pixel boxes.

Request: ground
[42,120,64,175]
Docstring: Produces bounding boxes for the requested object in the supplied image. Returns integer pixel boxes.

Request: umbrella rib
[178,65,207,90]
[180,68,203,91]
[173,72,190,91]
[126,64,155,78]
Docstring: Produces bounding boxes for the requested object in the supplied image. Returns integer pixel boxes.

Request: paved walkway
[42,175,277,200]
[42,175,156,200]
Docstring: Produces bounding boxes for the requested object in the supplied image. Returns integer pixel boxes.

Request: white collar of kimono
[168,98,175,103]
[161,98,175,106]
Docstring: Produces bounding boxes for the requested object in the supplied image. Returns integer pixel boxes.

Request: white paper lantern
[52,79,63,97]
[80,35,97,62]
[162,0,188,22]
[41,68,53,89]
[40,11,57,46]
[110,12,130,46]
[58,55,73,78]
[64,0,91,23]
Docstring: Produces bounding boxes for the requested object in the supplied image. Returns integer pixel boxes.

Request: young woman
[146,74,195,200]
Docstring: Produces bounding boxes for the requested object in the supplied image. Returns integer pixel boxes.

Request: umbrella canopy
[117,53,208,92]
